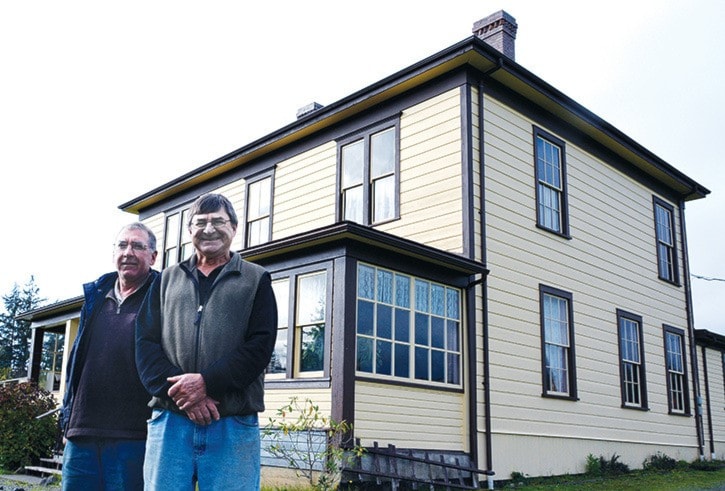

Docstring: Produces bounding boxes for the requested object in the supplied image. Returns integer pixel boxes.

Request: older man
[61,222,159,490]
[136,193,277,490]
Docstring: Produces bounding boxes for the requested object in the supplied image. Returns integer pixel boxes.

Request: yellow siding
[354,381,467,451]
[273,142,337,240]
[260,387,332,426]
[379,88,464,253]
[142,212,165,255]
[481,94,697,478]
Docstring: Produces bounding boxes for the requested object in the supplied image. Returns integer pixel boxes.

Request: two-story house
[20,10,715,485]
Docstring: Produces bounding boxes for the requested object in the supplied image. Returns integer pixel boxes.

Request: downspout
[701,345,715,458]
[679,199,705,460]
[478,74,499,490]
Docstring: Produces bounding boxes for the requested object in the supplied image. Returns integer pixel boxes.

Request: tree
[0,277,44,379]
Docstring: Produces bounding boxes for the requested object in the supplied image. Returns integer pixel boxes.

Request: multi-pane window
[617,310,647,409]
[653,197,679,284]
[339,122,398,225]
[356,264,462,387]
[267,268,329,379]
[540,285,576,398]
[267,278,289,376]
[664,325,690,414]
[246,176,272,247]
[164,208,193,268]
[534,127,569,236]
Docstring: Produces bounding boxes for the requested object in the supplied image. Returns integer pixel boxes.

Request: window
[246,175,272,247]
[539,285,576,398]
[534,127,569,237]
[617,310,648,409]
[338,121,399,225]
[356,264,462,387]
[266,267,330,379]
[653,197,679,284]
[663,325,690,414]
[164,207,193,268]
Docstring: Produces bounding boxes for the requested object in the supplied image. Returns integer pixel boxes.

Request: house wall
[354,381,467,451]
[699,344,725,459]
[481,93,698,478]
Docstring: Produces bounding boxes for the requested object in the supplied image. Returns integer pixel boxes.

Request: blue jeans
[62,437,145,491]
[144,409,260,491]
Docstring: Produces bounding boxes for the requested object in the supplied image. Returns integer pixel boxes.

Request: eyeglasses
[115,241,149,253]
[191,218,231,230]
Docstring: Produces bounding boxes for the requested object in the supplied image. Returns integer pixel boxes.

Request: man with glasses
[136,193,277,490]
[60,223,159,490]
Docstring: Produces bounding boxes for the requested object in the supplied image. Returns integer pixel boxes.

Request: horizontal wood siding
[260,387,332,427]
[379,88,464,253]
[701,346,725,458]
[354,381,467,451]
[273,142,337,240]
[141,212,165,252]
[481,94,696,477]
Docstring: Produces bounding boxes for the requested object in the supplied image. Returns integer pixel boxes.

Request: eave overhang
[241,221,488,278]
[16,296,84,328]
[121,36,708,214]
[695,329,725,351]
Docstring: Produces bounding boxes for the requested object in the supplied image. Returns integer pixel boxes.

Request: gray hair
[119,222,158,252]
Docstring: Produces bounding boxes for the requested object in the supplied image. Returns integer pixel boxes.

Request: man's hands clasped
[167,373,220,425]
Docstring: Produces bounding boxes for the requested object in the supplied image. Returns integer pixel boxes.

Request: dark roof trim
[695,329,725,351]
[120,36,708,213]
[16,296,84,325]
[241,221,488,277]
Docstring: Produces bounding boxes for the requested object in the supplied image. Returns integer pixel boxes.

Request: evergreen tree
[0,277,44,379]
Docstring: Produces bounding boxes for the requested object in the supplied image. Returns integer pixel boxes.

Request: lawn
[505,467,725,490]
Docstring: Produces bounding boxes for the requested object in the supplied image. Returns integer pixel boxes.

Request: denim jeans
[62,437,145,491]
[144,409,261,491]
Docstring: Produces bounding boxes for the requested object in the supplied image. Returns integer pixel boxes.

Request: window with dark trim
[539,284,576,398]
[337,120,400,226]
[245,174,273,248]
[663,325,690,415]
[163,207,193,268]
[355,263,462,388]
[653,197,679,284]
[617,309,648,409]
[534,126,569,237]
[266,264,331,380]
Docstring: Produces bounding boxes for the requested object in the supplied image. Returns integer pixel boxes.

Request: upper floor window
[164,207,193,268]
[653,197,679,284]
[617,309,648,409]
[356,263,462,388]
[663,325,690,415]
[266,265,331,380]
[534,127,569,237]
[539,284,576,398]
[338,121,399,226]
[246,175,272,248]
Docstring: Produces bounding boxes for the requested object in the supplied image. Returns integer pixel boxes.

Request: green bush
[0,381,59,470]
[643,451,678,471]
[585,453,630,476]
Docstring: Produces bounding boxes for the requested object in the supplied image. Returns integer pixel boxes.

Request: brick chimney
[472,10,518,60]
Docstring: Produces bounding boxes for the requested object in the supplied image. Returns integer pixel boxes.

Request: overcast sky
[1,1,723,334]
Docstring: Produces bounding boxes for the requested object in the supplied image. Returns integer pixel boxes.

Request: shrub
[643,452,678,471]
[0,381,59,470]
[585,453,629,476]
[585,453,600,475]
[264,397,364,491]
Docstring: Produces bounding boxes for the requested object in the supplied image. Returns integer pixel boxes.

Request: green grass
[504,467,725,490]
